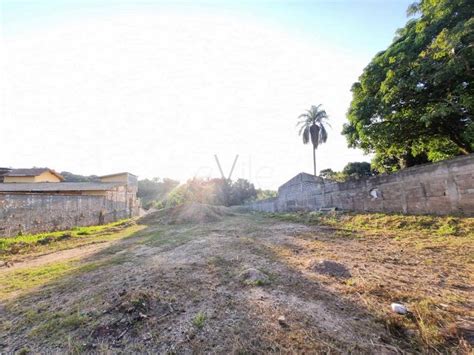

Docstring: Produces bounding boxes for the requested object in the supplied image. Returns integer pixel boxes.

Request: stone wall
[0,193,138,237]
[249,154,474,216]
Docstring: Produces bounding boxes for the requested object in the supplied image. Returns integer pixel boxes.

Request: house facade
[2,168,64,183]
[0,170,140,237]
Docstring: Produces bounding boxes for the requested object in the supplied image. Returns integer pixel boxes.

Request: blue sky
[1,0,415,188]
[2,0,413,56]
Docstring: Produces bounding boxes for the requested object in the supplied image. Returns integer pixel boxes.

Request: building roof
[4,168,64,181]
[99,172,137,179]
[0,168,11,176]
[0,182,122,193]
[279,172,323,189]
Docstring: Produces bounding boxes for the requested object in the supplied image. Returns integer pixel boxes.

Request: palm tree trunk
[313,147,316,176]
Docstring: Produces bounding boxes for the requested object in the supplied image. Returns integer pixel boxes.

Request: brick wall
[249,154,474,216]
[0,190,139,237]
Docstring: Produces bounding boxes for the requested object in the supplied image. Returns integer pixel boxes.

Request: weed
[436,218,459,236]
[412,298,450,347]
[192,311,206,329]
[29,309,90,340]
[345,278,357,286]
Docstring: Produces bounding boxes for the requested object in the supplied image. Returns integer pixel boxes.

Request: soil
[139,203,234,225]
[1,242,114,271]
[0,209,472,353]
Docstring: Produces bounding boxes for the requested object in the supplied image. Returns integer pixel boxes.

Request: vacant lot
[0,207,472,353]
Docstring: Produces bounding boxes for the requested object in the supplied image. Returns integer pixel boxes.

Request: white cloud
[1,10,369,189]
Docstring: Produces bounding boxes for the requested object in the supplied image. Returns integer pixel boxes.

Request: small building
[100,172,138,185]
[3,168,64,183]
[0,170,140,237]
[0,168,11,183]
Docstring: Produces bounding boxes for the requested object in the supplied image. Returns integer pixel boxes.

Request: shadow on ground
[1,212,469,353]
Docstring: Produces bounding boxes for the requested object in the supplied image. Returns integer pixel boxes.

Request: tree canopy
[342,0,474,172]
[320,162,374,181]
[342,162,373,179]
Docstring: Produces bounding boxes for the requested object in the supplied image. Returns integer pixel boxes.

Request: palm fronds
[296,104,331,176]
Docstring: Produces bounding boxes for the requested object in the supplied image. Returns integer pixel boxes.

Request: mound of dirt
[139,203,235,225]
[309,260,351,279]
[239,268,270,285]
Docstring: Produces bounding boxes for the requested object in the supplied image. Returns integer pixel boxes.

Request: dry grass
[265,211,473,352]
[0,210,472,353]
[140,203,235,225]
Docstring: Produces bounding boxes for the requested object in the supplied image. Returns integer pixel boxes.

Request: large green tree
[343,0,474,172]
[297,104,330,176]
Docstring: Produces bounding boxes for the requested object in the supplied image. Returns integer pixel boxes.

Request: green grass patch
[0,220,141,261]
[0,253,130,300]
[192,311,206,329]
[265,212,474,239]
[0,261,75,298]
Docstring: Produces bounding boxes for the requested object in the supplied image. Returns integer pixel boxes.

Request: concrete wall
[249,154,474,216]
[0,191,139,237]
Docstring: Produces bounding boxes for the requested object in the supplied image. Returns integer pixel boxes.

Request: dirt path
[0,212,471,353]
[0,241,115,272]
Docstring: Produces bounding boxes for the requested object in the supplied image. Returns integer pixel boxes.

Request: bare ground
[0,211,472,353]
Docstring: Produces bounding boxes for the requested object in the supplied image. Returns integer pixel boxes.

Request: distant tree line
[138,177,274,209]
[156,178,258,208]
[319,162,374,182]
[61,171,100,182]
[138,178,180,208]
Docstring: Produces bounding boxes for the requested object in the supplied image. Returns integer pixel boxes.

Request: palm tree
[297,104,330,176]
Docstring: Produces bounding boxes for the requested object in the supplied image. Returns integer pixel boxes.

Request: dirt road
[0,210,472,353]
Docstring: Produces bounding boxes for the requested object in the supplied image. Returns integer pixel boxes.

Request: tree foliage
[255,189,277,200]
[319,168,339,180]
[343,0,474,172]
[159,178,257,208]
[61,171,100,182]
[320,162,374,181]
[342,162,373,179]
[138,177,179,207]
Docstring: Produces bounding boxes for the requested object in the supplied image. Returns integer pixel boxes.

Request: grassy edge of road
[265,211,474,239]
[0,219,140,263]
[0,221,147,300]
